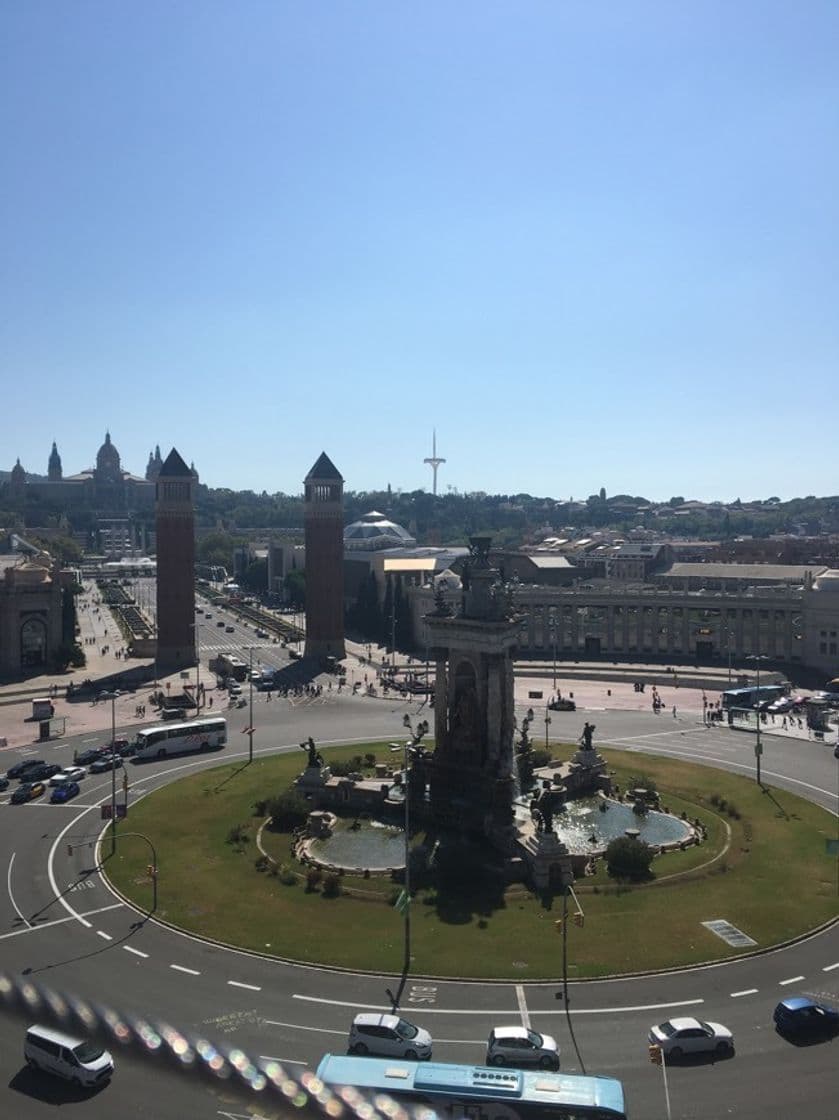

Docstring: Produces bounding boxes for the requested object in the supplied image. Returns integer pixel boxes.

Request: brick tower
[155,448,196,670]
[304,452,345,661]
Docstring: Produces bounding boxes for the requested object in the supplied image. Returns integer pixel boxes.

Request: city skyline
[2,3,837,501]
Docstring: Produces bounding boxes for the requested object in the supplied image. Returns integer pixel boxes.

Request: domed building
[344,510,417,551]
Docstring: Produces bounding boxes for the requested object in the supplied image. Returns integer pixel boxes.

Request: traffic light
[67,845,73,857]
[648,1044,662,1065]
[573,912,585,928]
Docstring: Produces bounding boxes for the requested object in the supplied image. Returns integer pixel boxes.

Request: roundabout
[1,695,837,1120]
[103,741,836,978]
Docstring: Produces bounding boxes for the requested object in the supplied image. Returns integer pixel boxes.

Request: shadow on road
[7,1065,107,1103]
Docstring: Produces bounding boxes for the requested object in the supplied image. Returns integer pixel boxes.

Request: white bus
[133,717,228,761]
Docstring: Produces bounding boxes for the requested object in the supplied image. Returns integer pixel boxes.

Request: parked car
[89,756,123,774]
[225,625,235,633]
[348,1013,432,1060]
[548,698,576,712]
[486,1026,560,1070]
[49,767,86,786]
[6,758,46,780]
[75,748,106,766]
[255,629,269,638]
[648,1017,734,1058]
[228,682,243,696]
[50,781,81,804]
[112,737,135,757]
[0,777,9,792]
[773,997,839,1038]
[216,620,225,627]
[11,781,46,804]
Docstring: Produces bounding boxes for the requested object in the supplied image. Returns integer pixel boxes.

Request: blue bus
[721,684,786,710]
[314,1054,627,1120]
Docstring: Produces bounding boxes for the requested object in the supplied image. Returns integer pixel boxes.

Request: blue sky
[2,2,836,502]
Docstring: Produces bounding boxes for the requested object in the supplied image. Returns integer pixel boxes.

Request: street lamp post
[748,654,768,786]
[544,704,551,749]
[247,647,255,764]
[99,691,118,856]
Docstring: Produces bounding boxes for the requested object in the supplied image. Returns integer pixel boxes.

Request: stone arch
[451,658,481,759]
[20,617,47,668]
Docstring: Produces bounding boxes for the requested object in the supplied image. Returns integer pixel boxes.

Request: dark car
[6,758,46,780]
[50,781,81,804]
[0,777,9,792]
[774,997,839,1037]
[11,781,46,804]
[76,747,107,766]
[19,762,62,782]
[89,756,123,774]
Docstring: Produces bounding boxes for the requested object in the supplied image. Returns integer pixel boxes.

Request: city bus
[314,1055,627,1120]
[721,684,786,710]
[133,717,228,761]
[216,653,247,681]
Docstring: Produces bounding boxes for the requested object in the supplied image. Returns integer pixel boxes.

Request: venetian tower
[303,452,346,661]
[155,448,196,669]
[425,537,518,839]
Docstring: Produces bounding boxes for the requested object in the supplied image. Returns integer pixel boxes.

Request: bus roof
[315,1055,625,1113]
[137,716,225,736]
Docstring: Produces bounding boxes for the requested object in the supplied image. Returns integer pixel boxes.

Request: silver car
[348,1013,432,1060]
[648,1017,734,1058]
[486,1026,560,1070]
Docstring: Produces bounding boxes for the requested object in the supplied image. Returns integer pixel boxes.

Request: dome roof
[11,458,26,482]
[96,431,121,474]
[344,510,416,551]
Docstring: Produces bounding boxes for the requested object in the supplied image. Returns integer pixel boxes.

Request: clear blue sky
[2,2,836,502]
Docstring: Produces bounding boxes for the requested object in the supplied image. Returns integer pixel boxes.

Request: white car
[49,766,86,787]
[486,1026,560,1070]
[648,1017,734,1058]
[348,1013,432,1060]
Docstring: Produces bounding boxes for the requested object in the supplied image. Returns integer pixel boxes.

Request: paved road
[1,691,838,1118]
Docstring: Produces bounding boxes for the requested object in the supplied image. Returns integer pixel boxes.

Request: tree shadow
[416,837,509,925]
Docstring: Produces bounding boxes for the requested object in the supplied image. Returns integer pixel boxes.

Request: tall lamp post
[549,610,558,692]
[747,654,768,786]
[245,647,255,764]
[99,691,118,856]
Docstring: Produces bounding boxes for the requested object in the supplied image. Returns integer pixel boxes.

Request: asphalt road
[2,686,838,1119]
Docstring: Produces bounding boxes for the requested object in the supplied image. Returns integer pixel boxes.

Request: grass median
[105,742,837,978]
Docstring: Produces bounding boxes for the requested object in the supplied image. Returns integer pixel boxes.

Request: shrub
[278,864,297,886]
[322,873,341,897]
[226,823,250,847]
[329,760,354,777]
[254,854,269,872]
[364,753,376,768]
[266,789,311,831]
[604,836,654,882]
[253,798,268,817]
[305,866,323,892]
[531,749,553,768]
[628,774,658,795]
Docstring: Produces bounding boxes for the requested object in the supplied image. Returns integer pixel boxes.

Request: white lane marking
[822,962,839,972]
[46,805,99,928]
[82,738,99,743]
[293,994,705,1016]
[731,989,758,998]
[171,964,201,976]
[263,1020,347,1037]
[779,976,805,986]
[516,984,530,1029]
[96,930,113,941]
[7,853,32,929]
[123,945,149,958]
[228,980,262,991]
[258,1055,308,1066]
[0,902,123,941]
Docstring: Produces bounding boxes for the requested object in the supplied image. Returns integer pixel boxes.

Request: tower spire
[423,429,446,496]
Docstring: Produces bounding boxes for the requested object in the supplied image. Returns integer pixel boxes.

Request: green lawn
[106,742,838,979]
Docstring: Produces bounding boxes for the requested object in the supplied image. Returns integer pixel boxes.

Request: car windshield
[395,1019,418,1040]
[526,1030,544,1047]
[699,1022,714,1034]
[73,1041,104,1063]
[658,1022,677,1037]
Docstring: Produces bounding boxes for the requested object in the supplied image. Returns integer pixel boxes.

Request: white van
[24,1024,114,1087]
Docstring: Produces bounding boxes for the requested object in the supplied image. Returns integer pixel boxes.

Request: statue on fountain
[579,722,596,751]
[301,737,323,768]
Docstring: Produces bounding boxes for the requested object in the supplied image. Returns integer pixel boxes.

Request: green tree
[265,789,311,831]
[241,557,268,593]
[284,568,305,608]
[604,835,655,882]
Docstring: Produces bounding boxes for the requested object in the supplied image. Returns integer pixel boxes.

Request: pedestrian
[672,705,677,719]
